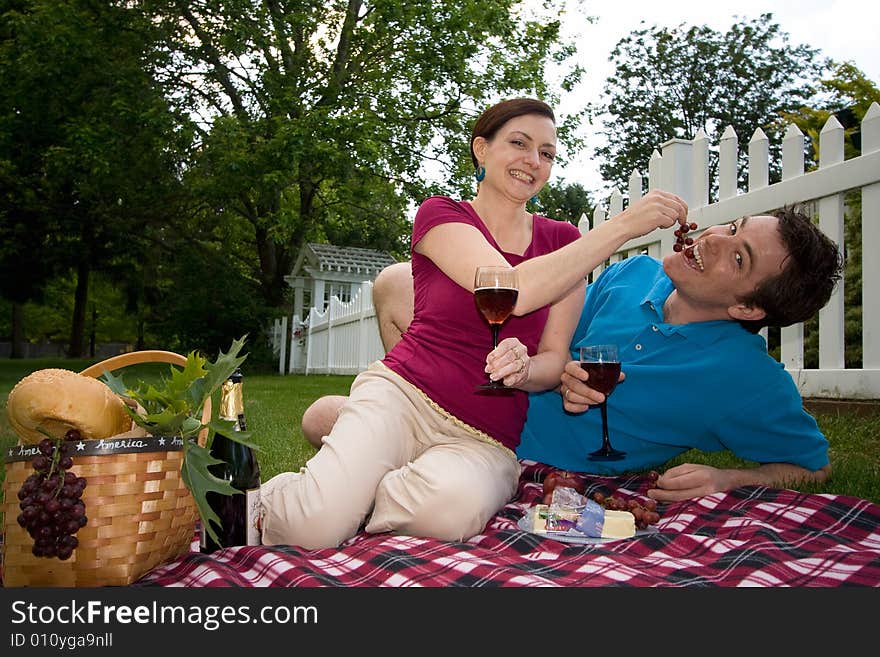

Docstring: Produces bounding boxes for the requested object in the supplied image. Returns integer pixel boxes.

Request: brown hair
[469,98,555,169]
[737,206,843,333]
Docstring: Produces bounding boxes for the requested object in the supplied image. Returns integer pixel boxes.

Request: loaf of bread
[6,368,132,445]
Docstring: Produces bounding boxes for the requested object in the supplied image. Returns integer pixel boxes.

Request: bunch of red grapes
[673,221,699,252]
[591,491,660,530]
[16,429,88,560]
[590,470,662,530]
[542,469,663,531]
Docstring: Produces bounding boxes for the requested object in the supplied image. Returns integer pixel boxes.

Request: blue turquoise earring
[529,195,540,207]
[474,165,486,182]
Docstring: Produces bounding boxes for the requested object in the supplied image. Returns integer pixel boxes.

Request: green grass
[1,359,878,503]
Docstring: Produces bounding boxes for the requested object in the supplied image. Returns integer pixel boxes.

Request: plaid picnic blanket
[135,461,880,587]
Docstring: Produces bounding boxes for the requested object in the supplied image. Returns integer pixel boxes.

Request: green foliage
[1,0,581,349]
[778,62,880,166]
[144,240,275,357]
[99,337,256,544]
[593,14,823,192]
[145,0,582,307]
[0,0,194,354]
[535,181,594,226]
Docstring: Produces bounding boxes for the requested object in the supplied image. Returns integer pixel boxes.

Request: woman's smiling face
[474,113,557,203]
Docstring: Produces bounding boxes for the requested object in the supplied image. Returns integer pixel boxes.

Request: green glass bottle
[200,368,261,552]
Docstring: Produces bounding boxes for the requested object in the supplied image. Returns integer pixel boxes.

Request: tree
[143,0,582,309]
[592,14,823,193]
[535,181,594,227]
[779,62,879,166]
[0,0,192,356]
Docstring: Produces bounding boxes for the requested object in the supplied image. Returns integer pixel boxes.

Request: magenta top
[382,196,582,451]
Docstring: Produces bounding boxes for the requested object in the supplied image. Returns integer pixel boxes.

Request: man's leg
[301,394,348,448]
[300,261,415,448]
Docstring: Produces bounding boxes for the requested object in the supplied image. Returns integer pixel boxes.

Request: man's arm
[647,462,832,503]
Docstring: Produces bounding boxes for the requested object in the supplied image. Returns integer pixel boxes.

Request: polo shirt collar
[641,272,746,347]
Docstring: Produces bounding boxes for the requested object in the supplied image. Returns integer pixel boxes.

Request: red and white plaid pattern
[8,462,877,587]
[130,462,880,587]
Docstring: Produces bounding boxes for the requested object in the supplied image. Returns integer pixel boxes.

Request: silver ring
[516,357,526,374]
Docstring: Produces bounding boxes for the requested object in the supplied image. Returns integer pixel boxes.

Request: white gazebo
[284,243,398,322]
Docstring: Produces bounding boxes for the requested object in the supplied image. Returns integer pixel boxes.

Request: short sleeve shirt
[518,256,829,473]
[383,196,581,450]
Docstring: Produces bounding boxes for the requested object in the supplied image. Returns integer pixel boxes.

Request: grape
[591,489,662,531]
[32,455,50,472]
[673,219,699,252]
[15,431,87,560]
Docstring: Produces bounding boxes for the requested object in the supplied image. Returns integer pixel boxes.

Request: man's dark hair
[469,98,555,169]
[737,206,843,333]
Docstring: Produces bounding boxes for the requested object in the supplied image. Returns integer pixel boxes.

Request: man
[301,207,842,503]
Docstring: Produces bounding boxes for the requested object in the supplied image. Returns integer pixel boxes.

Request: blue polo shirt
[518,256,829,474]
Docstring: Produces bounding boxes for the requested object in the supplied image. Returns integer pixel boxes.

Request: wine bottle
[200,367,262,553]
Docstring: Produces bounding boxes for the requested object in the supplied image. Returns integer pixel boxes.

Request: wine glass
[474,265,519,391]
[579,345,626,461]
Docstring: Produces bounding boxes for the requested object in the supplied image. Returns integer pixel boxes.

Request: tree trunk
[10,301,24,358]
[68,261,90,358]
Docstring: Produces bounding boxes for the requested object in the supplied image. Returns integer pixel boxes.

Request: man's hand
[646,464,734,502]
[646,462,832,503]
[558,359,625,412]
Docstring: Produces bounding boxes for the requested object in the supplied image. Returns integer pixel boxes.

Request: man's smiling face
[662,215,789,320]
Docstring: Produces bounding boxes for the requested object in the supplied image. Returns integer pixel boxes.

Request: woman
[261,98,687,549]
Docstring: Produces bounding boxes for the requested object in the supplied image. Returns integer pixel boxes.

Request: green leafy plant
[100,336,259,545]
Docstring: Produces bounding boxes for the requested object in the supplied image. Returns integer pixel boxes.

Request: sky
[548,0,880,193]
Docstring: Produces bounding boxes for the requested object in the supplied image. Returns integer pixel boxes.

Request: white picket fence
[272,280,385,375]
[272,102,880,398]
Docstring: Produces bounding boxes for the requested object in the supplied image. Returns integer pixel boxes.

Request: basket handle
[79,350,211,446]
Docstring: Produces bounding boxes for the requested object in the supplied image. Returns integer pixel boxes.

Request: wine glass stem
[491,324,500,349]
[600,401,611,450]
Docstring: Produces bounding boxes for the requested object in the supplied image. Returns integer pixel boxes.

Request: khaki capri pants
[260,363,521,550]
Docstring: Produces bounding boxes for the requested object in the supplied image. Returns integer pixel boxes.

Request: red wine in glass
[474,266,518,392]
[579,345,625,461]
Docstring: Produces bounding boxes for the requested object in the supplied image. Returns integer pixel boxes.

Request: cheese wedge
[531,502,636,539]
[575,499,636,539]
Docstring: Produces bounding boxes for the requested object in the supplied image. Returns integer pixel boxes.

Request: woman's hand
[612,190,689,239]
[558,359,625,412]
[486,337,531,388]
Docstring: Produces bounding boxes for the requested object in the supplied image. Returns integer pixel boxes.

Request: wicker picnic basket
[1,350,209,587]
